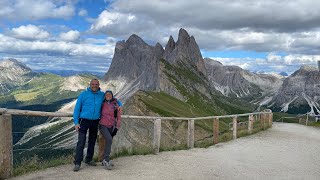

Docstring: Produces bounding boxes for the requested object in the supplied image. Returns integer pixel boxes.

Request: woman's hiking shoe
[102,159,112,170]
[73,164,80,172]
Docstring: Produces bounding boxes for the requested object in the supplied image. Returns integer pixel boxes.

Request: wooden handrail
[0,108,72,117]
[0,108,272,120]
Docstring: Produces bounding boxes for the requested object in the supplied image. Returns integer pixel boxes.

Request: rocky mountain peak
[126,34,148,46]
[0,58,32,73]
[105,34,162,99]
[291,65,318,77]
[204,58,223,66]
[176,28,190,46]
[265,65,320,114]
[163,28,207,76]
[164,36,175,54]
[0,58,35,95]
[155,43,164,56]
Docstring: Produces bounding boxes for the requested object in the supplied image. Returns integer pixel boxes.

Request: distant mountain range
[0,58,96,107]
[0,58,96,149]
[34,69,105,78]
[204,58,283,101]
[266,66,320,114]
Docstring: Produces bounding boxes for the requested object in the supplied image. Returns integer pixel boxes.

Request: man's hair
[90,79,100,85]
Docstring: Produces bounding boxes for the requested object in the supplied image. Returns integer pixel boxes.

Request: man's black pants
[74,119,99,165]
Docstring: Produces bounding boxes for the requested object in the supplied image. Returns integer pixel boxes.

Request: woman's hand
[118,106,122,114]
[111,128,118,137]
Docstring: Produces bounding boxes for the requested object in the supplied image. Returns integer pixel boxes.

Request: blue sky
[1,0,320,75]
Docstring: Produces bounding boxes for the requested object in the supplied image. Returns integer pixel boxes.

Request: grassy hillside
[0,73,95,107]
[0,73,95,144]
[160,59,255,115]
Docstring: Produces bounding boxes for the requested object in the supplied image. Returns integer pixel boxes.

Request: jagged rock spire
[164,36,175,55]
[163,28,207,76]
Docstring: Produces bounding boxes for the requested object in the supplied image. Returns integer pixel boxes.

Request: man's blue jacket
[73,87,122,125]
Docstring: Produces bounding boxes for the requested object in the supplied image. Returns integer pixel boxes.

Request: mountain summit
[104,33,163,96]
[104,28,211,102]
[164,28,207,76]
[0,58,32,81]
[0,58,34,95]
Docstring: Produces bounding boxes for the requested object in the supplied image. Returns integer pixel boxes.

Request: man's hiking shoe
[85,161,97,166]
[73,164,80,172]
[102,159,112,170]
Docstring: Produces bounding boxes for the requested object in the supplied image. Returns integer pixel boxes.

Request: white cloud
[89,0,320,56]
[266,53,282,63]
[78,9,88,17]
[0,0,75,20]
[109,0,320,32]
[0,34,115,58]
[90,10,138,35]
[0,54,111,73]
[84,37,117,44]
[284,54,320,65]
[59,30,80,42]
[90,10,167,43]
[10,24,50,40]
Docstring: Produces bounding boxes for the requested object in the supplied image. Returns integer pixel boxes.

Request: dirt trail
[11,123,320,180]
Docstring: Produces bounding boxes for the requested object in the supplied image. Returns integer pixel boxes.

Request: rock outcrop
[204,58,283,101]
[268,65,320,114]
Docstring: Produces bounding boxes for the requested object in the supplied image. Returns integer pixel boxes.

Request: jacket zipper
[92,92,96,120]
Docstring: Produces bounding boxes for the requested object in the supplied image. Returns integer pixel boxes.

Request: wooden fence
[0,108,272,179]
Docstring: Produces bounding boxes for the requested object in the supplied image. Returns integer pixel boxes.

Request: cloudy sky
[1,0,320,75]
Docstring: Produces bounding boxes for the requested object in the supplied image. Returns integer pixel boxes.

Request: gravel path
[11,123,320,180]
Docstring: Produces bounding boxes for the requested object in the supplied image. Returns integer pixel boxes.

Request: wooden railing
[0,108,273,179]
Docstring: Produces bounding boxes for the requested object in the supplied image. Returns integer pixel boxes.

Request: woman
[99,90,121,170]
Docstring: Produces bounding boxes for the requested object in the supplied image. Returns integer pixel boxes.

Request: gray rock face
[204,58,282,100]
[269,66,320,114]
[0,58,34,95]
[105,34,162,95]
[105,28,209,101]
[0,58,32,81]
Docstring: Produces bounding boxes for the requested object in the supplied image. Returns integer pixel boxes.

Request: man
[73,79,122,172]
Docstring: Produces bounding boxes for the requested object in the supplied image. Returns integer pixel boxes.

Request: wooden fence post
[269,112,273,127]
[187,120,194,149]
[248,115,253,134]
[153,119,161,154]
[233,116,237,140]
[259,113,264,130]
[306,114,309,126]
[213,118,219,144]
[0,114,13,179]
[263,113,266,130]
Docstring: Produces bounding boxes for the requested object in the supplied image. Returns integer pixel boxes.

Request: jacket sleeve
[73,93,83,125]
[117,99,123,107]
